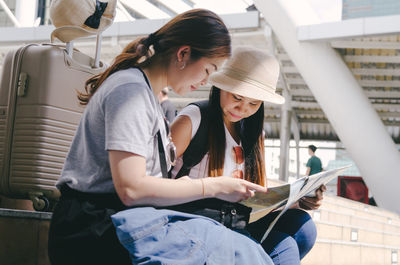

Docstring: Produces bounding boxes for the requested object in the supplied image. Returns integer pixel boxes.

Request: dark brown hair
[78,9,231,104]
[207,86,266,186]
[308,145,317,153]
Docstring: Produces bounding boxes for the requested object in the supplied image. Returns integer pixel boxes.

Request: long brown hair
[207,86,266,186]
[78,9,231,104]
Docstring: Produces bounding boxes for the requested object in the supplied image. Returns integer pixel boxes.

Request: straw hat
[50,0,117,43]
[209,46,284,104]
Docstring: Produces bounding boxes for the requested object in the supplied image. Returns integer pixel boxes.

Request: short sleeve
[306,158,312,167]
[103,83,156,157]
[177,104,201,139]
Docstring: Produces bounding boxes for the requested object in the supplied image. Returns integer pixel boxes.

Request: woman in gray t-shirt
[48,8,272,265]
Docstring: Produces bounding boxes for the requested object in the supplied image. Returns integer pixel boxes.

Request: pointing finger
[243,181,268,193]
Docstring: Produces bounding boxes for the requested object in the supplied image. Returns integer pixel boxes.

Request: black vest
[174,100,210,179]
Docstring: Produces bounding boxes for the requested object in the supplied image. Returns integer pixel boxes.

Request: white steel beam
[350,68,400,76]
[331,40,400,50]
[0,0,21,27]
[284,63,400,77]
[280,53,400,65]
[286,78,400,88]
[360,80,400,88]
[282,66,298,74]
[115,1,135,21]
[255,0,400,213]
[344,55,400,63]
[291,88,400,99]
[290,101,400,112]
[119,0,170,19]
[0,11,259,43]
[297,14,400,42]
[153,0,192,14]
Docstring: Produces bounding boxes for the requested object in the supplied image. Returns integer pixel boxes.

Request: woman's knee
[274,209,317,258]
[295,217,317,259]
[289,210,317,259]
[264,234,300,265]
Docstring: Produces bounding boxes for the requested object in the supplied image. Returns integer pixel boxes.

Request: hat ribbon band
[84,0,108,29]
[221,67,277,94]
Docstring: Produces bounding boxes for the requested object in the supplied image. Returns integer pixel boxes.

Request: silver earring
[175,59,186,70]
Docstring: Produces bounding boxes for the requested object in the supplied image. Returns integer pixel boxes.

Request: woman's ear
[176,45,191,63]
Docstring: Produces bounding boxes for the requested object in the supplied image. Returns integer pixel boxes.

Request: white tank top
[171,104,244,179]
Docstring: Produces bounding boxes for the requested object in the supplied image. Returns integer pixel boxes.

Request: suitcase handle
[50,33,103,69]
[65,34,102,69]
[41,43,106,74]
[93,33,102,68]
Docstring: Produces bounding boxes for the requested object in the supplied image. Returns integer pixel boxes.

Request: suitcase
[0,43,106,211]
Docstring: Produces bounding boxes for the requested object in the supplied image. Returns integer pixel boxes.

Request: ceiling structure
[273,33,400,143]
[0,0,399,143]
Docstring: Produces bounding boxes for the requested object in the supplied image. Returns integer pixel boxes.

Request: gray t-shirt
[57,68,170,193]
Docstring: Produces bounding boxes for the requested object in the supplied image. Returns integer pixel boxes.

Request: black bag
[165,198,252,230]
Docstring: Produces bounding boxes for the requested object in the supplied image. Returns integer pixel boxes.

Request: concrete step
[301,194,400,265]
[322,195,400,225]
[312,195,400,234]
[313,207,400,234]
[315,220,400,247]
[302,239,399,265]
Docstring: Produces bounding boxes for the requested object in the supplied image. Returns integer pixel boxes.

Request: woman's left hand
[298,184,327,210]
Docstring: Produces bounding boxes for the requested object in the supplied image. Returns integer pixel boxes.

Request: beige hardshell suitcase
[0,43,105,210]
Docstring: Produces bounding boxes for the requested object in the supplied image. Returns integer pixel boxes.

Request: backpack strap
[137,67,169,179]
[175,100,209,179]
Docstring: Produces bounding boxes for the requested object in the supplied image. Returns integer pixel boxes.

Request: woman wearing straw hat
[170,46,326,264]
[48,7,274,265]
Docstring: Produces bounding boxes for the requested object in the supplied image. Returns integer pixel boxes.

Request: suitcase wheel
[30,194,50,211]
[33,195,49,211]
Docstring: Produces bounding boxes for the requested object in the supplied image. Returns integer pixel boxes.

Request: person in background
[158,86,177,123]
[170,47,325,265]
[48,9,273,265]
[306,144,323,176]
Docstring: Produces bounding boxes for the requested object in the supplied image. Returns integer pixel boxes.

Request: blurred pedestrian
[306,144,322,176]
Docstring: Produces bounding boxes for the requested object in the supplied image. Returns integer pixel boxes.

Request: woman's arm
[109,150,267,207]
[170,115,192,157]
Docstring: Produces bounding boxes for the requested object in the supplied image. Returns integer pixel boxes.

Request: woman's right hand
[203,176,268,202]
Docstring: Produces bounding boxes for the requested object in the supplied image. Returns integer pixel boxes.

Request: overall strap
[137,67,169,179]
[175,100,210,179]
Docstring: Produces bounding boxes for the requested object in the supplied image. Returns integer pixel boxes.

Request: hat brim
[51,26,98,43]
[209,72,285,105]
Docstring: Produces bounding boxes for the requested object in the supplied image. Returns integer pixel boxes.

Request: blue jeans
[112,207,274,265]
[247,209,317,265]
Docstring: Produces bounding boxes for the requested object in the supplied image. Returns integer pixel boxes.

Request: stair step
[313,207,400,234]
[315,220,400,246]
[303,239,399,265]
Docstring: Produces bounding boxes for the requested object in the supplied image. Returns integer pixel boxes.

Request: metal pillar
[254,0,400,213]
[291,115,301,179]
[279,88,291,182]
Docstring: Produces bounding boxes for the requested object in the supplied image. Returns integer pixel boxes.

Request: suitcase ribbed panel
[9,105,81,199]
[0,108,6,167]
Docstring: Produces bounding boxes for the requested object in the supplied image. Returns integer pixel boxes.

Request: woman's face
[220,90,263,123]
[169,56,226,96]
